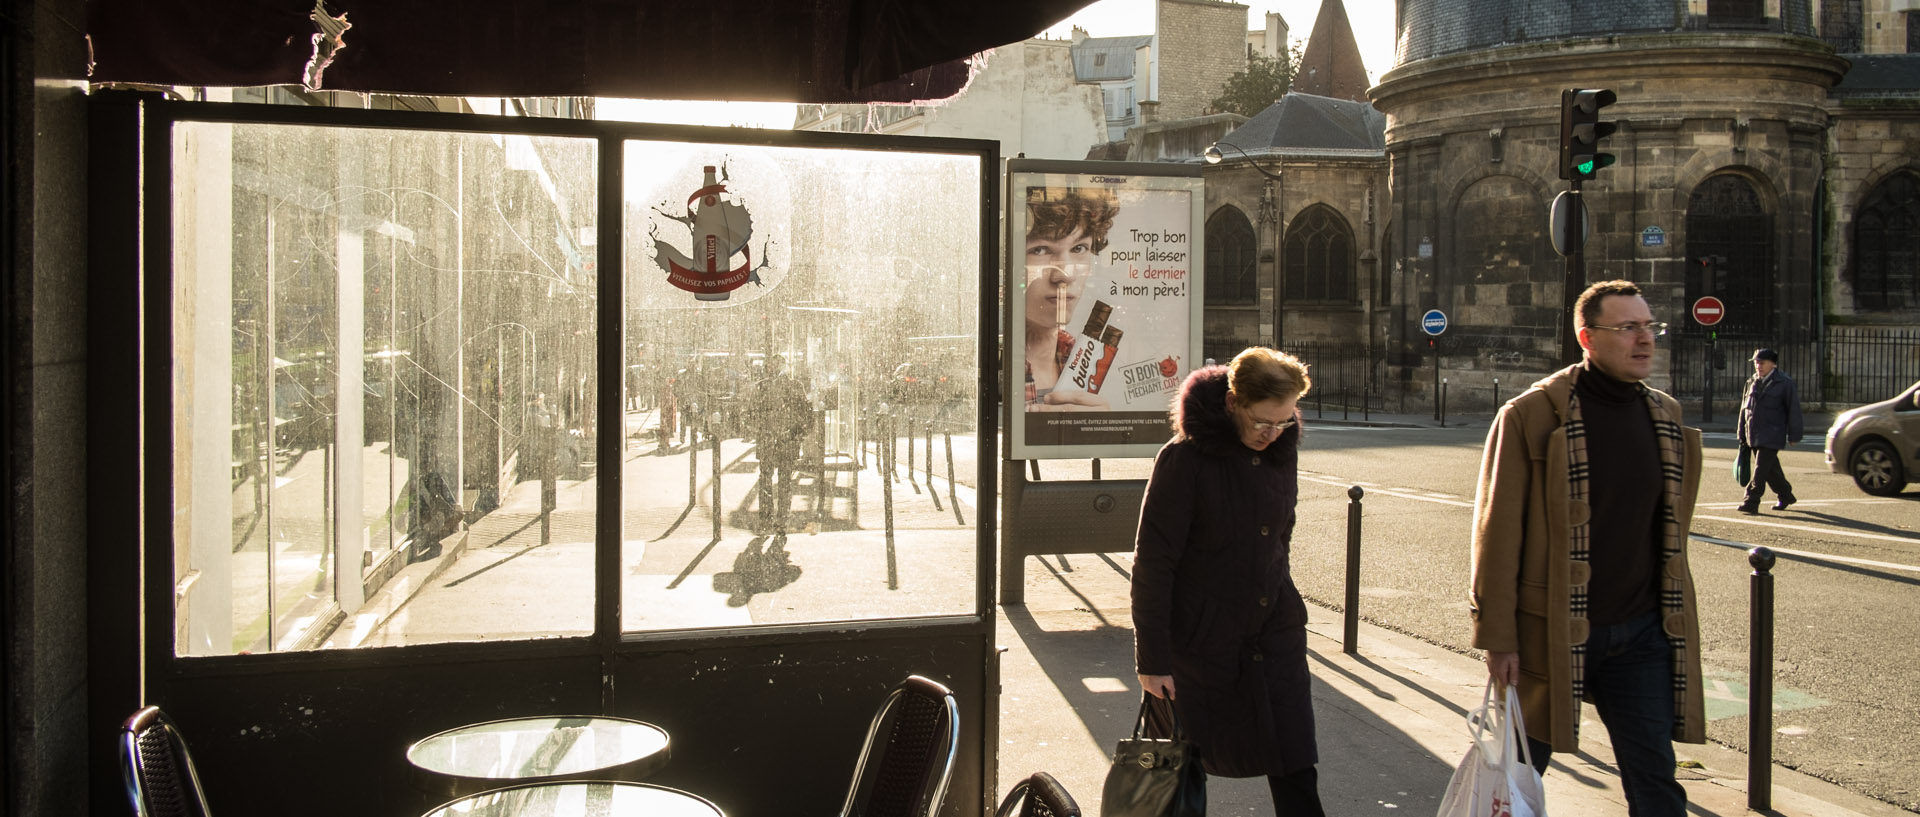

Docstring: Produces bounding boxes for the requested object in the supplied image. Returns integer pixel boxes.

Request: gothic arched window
[1282,204,1355,303]
[1205,207,1257,306]
[1853,171,1920,311]
[1685,174,1773,333]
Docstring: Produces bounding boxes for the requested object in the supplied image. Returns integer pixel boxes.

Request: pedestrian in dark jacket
[1132,347,1325,816]
[1737,348,1804,513]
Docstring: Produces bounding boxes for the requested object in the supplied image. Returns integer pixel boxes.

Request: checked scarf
[1562,383,1693,741]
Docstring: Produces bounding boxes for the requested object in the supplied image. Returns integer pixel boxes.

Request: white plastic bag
[1435,680,1548,817]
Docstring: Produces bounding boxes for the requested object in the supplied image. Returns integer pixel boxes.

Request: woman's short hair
[1026,187,1120,254]
[1227,347,1311,404]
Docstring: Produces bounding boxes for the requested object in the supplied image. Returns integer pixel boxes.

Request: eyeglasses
[1248,417,1296,435]
[1587,321,1669,338]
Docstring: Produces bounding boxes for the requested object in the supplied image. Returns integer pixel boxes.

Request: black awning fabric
[87,0,1096,103]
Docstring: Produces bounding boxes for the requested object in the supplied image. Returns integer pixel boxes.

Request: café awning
[87,0,1097,103]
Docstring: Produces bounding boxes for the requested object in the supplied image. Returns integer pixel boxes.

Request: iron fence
[1667,325,1920,411]
[1276,342,1386,419]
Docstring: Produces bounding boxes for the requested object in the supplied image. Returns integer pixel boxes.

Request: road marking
[1691,532,1920,574]
[1701,670,1827,721]
[1694,513,1920,546]
[1300,474,1473,507]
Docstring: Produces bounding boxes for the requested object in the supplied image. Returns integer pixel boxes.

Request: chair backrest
[993,772,1081,817]
[120,706,214,817]
[838,675,960,817]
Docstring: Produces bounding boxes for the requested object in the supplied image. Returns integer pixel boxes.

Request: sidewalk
[996,550,1902,817]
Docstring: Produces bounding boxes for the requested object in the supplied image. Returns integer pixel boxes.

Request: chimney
[1138,100,1159,124]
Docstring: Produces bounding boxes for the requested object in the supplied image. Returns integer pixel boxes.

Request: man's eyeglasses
[1587,321,1669,338]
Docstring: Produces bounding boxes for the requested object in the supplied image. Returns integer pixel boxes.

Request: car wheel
[1848,439,1907,497]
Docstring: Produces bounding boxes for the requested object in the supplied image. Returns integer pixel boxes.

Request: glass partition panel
[171,122,598,654]
[619,142,982,632]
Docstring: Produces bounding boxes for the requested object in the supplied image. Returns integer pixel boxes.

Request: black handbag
[1735,442,1753,487]
[1100,695,1206,817]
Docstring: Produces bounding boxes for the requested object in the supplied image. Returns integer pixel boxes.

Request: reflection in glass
[171,123,597,654]
[620,143,982,632]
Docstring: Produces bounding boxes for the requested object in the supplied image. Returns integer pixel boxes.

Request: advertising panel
[1007,160,1204,459]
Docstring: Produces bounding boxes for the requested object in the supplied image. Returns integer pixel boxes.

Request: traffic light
[1559,88,1617,182]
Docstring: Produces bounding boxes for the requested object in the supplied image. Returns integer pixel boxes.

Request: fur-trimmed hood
[1170,365,1301,455]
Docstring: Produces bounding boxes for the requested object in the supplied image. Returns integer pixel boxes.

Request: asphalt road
[1278,421,1920,813]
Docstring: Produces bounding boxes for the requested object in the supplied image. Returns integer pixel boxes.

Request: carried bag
[1435,681,1547,817]
[1734,443,1753,487]
[1100,695,1206,817]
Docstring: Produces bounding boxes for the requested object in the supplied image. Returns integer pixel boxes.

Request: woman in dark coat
[1133,347,1325,815]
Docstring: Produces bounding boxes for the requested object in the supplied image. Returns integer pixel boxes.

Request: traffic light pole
[1561,180,1585,367]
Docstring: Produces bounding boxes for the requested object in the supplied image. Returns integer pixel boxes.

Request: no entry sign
[1692,296,1726,327]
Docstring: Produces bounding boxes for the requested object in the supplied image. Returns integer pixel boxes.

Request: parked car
[1825,379,1920,496]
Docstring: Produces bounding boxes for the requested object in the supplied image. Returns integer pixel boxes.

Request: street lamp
[1204,141,1282,181]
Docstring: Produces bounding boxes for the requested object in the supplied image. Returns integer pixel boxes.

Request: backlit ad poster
[1007,160,1204,459]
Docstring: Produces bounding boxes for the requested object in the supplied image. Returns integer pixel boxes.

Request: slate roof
[1395,0,1816,65]
[1833,54,1920,98]
[1216,92,1385,158]
[1292,0,1371,102]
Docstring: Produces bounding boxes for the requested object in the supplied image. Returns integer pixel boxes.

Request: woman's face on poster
[1024,225,1097,329]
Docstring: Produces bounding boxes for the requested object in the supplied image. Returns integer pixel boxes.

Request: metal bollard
[1439,378,1449,428]
[1749,546,1776,811]
[1492,378,1500,410]
[926,422,943,512]
[944,430,963,526]
[710,416,722,541]
[688,425,699,507]
[906,416,918,491]
[882,415,897,589]
[1343,486,1364,654]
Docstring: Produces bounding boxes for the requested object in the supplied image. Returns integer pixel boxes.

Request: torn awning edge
[84,0,1096,104]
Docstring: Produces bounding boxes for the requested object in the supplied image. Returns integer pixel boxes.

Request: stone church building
[1202,0,1919,411]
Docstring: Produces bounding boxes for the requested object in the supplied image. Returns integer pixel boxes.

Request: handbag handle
[1132,694,1186,741]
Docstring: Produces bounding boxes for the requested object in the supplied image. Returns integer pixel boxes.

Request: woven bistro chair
[120,706,214,817]
[836,675,961,817]
[993,772,1082,817]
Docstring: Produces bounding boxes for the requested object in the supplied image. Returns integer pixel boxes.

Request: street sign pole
[1692,297,1729,423]
[1704,333,1715,424]
[1421,309,1447,421]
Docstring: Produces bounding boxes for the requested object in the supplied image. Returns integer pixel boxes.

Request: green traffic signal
[1559,88,1617,181]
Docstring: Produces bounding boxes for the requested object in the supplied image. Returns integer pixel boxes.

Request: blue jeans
[1526,611,1687,817]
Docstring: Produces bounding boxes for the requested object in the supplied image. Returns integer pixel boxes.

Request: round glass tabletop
[407,716,670,796]
[422,781,722,817]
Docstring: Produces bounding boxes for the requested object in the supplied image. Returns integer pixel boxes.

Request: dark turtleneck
[1574,361,1661,625]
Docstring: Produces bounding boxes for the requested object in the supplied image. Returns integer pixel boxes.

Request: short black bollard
[944,430,963,526]
[1343,486,1364,654]
[925,422,943,512]
[1492,378,1500,410]
[883,412,897,589]
[1749,546,1776,811]
[1439,378,1449,428]
[710,416,722,541]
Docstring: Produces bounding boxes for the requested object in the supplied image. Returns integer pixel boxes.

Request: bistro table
[420,781,723,817]
[407,716,671,800]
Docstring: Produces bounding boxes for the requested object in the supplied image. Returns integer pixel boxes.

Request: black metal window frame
[93,93,1004,682]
